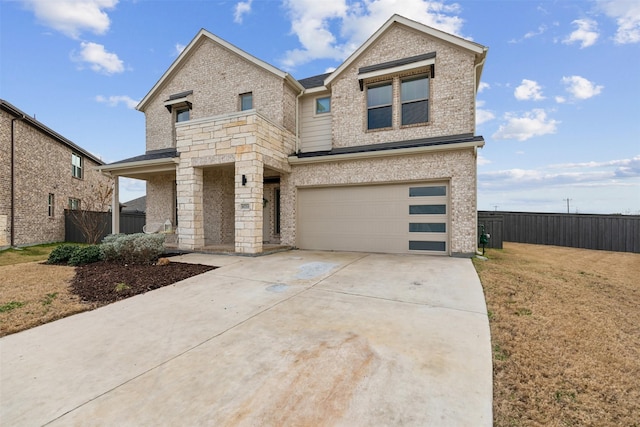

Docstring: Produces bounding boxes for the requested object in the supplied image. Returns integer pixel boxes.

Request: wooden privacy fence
[65,210,145,243]
[478,211,640,253]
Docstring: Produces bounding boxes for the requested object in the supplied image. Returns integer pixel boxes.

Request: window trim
[175,107,190,123]
[314,96,331,116]
[68,198,81,211]
[71,153,83,179]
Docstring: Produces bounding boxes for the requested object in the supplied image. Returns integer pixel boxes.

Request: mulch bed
[70,261,216,304]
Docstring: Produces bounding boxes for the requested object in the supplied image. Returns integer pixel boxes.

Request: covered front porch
[98,110,295,255]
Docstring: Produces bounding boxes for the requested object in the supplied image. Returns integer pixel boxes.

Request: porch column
[235,148,263,254]
[111,176,120,234]
[177,166,204,250]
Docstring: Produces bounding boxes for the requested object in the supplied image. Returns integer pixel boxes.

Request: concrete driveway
[0,250,492,426]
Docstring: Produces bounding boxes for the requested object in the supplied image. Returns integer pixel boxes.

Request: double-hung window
[72,153,82,179]
[69,198,81,210]
[367,82,393,130]
[48,194,55,217]
[401,75,429,125]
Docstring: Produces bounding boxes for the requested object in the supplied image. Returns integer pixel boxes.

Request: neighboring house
[122,196,146,213]
[0,99,111,248]
[100,14,488,256]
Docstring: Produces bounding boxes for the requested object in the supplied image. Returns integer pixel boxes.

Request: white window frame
[48,193,55,217]
[68,198,81,210]
[72,153,82,179]
[240,92,253,111]
[314,96,331,116]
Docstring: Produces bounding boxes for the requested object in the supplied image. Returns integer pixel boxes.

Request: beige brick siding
[146,173,176,228]
[203,167,235,245]
[330,25,476,148]
[0,109,111,247]
[281,148,478,255]
[143,37,298,152]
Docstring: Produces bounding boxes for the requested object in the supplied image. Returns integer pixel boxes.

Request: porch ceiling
[97,158,178,180]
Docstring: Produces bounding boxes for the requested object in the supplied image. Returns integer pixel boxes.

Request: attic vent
[358,52,436,91]
[164,90,193,112]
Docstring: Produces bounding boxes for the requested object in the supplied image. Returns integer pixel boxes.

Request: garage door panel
[297,182,449,254]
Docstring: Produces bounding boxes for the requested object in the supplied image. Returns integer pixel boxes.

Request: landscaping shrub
[100,233,165,264]
[68,245,103,266]
[47,244,81,264]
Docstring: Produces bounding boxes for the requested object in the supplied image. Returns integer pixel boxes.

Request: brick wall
[143,37,298,152]
[0,109,112,247]
[330,24,476,148]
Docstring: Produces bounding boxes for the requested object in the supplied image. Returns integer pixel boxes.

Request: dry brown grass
[0,262,93,337]
[474,242,640,427]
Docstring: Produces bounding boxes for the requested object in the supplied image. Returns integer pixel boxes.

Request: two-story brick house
[100,14,488,256]
[1,99,112,248]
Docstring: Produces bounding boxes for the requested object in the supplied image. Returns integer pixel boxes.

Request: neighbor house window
[240,92,253,111]
[315,96,331,114]
[367,82,392,130]
[175,107,190,123]
[69,198,81,210]
[72,153,82,179]
[401,75,429,126]
[48,194,54,217]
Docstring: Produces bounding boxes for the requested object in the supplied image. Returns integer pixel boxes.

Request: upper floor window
[240,92,253,111]
[48,193,55,217]
[175,107,190,123]
[72,153,82,179]
[315,97,331,114]
[401,75,429,126]
[367,82,392,130]
[68,198,81,210]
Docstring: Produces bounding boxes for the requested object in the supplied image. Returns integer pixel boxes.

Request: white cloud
[492,109,559,141]
[563,18,599,48]
[234,0,253,24]
[96,95,139,109]
[175,43,186,56]
[524,24,547,39]
[514,79,545,101]
[23,0,118,39]
[477,154,491,166]
[478,82,490,93]
[598,0,640,44]
[555,96,566,104]
[561,75,603,100]
[280,0,465,70]
[476,100,495,125]
[74,41,124,74]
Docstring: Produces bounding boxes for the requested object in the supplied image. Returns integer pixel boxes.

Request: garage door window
[409,204,446,215]
[409,223,446,233]
[409,241,446,251]
[409,186,446,197]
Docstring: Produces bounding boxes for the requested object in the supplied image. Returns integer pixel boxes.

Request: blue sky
[1,0,639,214]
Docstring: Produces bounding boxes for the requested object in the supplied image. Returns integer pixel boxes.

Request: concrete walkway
[0,251,492,426]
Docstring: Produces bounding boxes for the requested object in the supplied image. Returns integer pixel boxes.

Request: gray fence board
[65,210,145,243]
[479,211,640,253]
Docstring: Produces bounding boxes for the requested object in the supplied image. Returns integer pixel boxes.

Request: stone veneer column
[177,166,204,250]
[234,146,263,254]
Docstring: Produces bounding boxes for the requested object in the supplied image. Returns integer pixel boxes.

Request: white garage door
[297,182,449,255]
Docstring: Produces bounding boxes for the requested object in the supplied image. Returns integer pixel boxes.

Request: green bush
[101,233,165,265]
[47,244,81,264]
[68,245,103,266]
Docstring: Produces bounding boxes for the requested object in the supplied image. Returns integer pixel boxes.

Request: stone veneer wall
[203,167,235,245]
[143,37,298,152]
[0,110,111,246]
[281,148,478,255]
[330,24,476,148]
[146,173,176,228]
[175,111,294,253]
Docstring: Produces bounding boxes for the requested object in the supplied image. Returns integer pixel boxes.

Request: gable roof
[324,14,488,90]
[137,29,304,111]
[0,99,104,165]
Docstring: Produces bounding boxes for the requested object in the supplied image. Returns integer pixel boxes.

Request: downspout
[473,49,488,137]
[295,89,304,153]
[10,115,25,247]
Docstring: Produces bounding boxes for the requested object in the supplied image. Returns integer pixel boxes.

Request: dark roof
[295,133,483,158]
[298,72,332,89]
[122,195,146,213]
[359,52,436,74]
[0,99,105,165]
[108,148,178,165]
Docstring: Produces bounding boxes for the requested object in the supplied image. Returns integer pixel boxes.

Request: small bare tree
[68,182,113,244]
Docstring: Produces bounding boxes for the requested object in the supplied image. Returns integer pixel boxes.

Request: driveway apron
[0,251,492,426]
